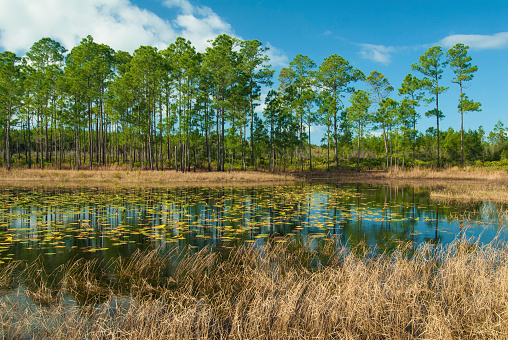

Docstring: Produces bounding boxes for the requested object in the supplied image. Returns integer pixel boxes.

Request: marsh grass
[296,167,508,204]
[63,258,112,305]
[298,167,508,185]
[0,261,22,289]
[0,169,296,187]
[388,166,508,181]
[430,184,508,203]
[0,238,508,339]
[2,167,508,188]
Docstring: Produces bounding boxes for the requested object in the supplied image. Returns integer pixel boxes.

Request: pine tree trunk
[357,125,361,172]
[436,92,440,168]
[327,126,330,171]
[88,100,93,170]
[334,114,338,169]
[308,121,312,171]
[216,105,220,171]
[460,84,464,167]
[250,84,254,167]
[221,107,225,172]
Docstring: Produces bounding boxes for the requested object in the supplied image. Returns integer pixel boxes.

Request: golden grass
[2,167,507,188]
[2,239,508,339]
[430,184,508,203]
[2,167,508,204]
[294,167,508,203]
[0,168,296,187]
[390,168,508,203]
[387,166,508,182]
[297,167,508,185]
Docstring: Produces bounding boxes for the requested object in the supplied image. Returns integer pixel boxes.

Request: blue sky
[0,0,506,139]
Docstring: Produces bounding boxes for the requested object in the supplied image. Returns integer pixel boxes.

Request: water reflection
[0,183,505,267]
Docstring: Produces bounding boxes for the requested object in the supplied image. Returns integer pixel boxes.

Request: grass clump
[0,240,508,339]
[430,184,508,203]
[0,169,296,187]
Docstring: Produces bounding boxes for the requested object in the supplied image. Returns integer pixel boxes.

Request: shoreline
[2,241,508,339]
[0,168,297,187]
[1,167,507,184]
[1,168,507,202]
[293,168,508,184]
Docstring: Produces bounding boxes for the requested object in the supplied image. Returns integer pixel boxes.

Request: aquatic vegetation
[0,240,507,339]
[0,183,505,268]
[0,182,506,338]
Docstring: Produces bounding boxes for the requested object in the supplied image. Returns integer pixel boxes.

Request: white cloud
[254,89,271,115]
[163,0,234,51]
[173,13,232,51]
[309,125,326,137]
[354,32,508,65]
[0,0,290,87]
[357,43,396,64]
[265,42,289,68]
[367,130,384,137]
[0,0,243,54]
[440,32,508,50]
[163,0,194,15]
[255,101,267,115]
[0,0,177,53]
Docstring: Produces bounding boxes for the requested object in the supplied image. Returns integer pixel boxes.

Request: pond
[0,183,506,269]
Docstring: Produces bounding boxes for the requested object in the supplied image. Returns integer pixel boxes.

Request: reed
[0,168,296,187]
[2,167,508,190]
[298,167,508,185]
[0,238,508,339]
[430,184,508,203]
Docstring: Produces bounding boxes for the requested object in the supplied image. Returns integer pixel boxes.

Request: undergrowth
[0,239,507,339]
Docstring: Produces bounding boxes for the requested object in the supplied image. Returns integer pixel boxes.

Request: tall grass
[0,168,296,187]
[1,239,508,339]
[430,184,508,203]
[3,167,508,186]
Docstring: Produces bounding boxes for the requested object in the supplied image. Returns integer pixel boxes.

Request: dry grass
[0,169,296,187]
[2,167,508,206]
[295,167,508,204]
[387,167,508,183]
[396,168,508,204]
[297,167,508,185]
[430,184,508,203]
[2,167,507,189]
[1,239,508,339]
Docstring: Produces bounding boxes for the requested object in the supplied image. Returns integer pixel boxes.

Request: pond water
[0,183,506,268]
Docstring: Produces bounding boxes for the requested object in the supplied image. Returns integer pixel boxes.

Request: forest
[0,34,507,172]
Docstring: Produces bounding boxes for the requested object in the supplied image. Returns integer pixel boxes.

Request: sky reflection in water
[0,183,506,267]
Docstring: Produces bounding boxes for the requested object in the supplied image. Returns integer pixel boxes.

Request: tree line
[0,34,505,171]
